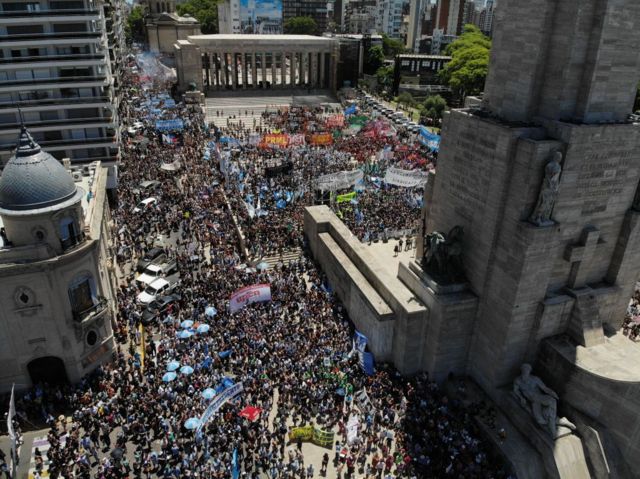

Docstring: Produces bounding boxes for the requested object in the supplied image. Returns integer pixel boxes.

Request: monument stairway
[259,248,303,269]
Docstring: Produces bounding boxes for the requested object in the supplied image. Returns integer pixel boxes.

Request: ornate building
[0,127,117,392]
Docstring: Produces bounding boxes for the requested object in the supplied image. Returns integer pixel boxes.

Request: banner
[288,426,334,447]
[336,191,356,203]
[348,115,368,126]
[326,114,345,128]
[346,415,360,444]
[354,331,375,376]
[229,284,271,313]
[155,119,184,131]
[262,133,289,148]
[197,382,244,433]
[232,448,240,479]
[288,133,306,146]
[344,104,357,115]
[310,133,333,145]
[354,388,375,415]
[384,167,429,187]
[265,161,293,178]
[315,169,364,191]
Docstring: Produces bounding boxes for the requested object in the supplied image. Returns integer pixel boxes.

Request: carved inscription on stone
[574,152,632,217]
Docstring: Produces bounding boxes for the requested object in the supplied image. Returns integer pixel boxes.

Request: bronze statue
[422,226,465,283]
[529,150,563,226]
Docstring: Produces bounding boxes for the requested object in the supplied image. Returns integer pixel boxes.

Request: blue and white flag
[345,104,357,115]
[232,448,240,479]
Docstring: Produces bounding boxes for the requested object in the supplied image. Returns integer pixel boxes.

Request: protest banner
[312,427,335,448]
[354,388,375,416]
[265,161,293,178]
[155,119,184,131]
[326,114,345,128]
[310,133,333,145]
[315,169,364,191]
[419,127,441,151]
[289,426,314,442]
[348,115,368,126]
[229,284,271,313]
[384,167,429,187]
[346,415,360,444]
[336,191,356,203]
[288,133,306,146]
[262,133,289,148]
[197,382,244,433]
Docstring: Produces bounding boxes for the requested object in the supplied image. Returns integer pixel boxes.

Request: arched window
[59,216,82,251]
[68,273,98,321]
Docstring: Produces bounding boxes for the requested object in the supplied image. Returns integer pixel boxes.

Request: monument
[411,0,640,476]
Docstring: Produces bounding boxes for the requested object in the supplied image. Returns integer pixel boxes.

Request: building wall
[0,0,120,167]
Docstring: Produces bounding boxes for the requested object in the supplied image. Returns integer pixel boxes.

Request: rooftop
[186,34,337,47]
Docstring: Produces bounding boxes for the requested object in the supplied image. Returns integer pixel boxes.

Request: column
[242,52,248,89]
[251,52,257,87]
[310,51,317,88]
[320,52,326,89]
[271,52,277,88]
[231,52,237,90]
[290,52,296,86]
[220,53,227,88]
[299,52,304,86]
[212,52,219,89]
[261,52,267,87]
[280,52,286,88]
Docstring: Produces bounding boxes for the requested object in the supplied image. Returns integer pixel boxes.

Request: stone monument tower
[420,0,640,473]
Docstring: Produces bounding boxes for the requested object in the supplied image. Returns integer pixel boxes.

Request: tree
[364,45,385,75]
[420,95,447,125]
[283,16,318,35]
[125,5,145,44]
[177,0,220,34]
[382,34,405,58]
[439,24,491,99]
[396,92,415,108]
[375,65,394,92]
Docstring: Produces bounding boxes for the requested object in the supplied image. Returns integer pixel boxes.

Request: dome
[0,127,82,214]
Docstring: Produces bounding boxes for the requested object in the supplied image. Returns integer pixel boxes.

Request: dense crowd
[1,52,511,479]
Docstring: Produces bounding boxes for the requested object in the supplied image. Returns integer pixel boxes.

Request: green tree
[375,65,394,92]
[177,0,220,34]
[364,45,385,75]
[382,34,405,58]
[396,92,415,108]
[125,5,145,44]
[283,16,318,35]
[419,95,447,124]
[439,24,491,99]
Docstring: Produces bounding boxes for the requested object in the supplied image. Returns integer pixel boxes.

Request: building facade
[282,0,328,33]
[217,0,240,34]
[392,53,450,95]
[0,0,122,170]
[147,12,200,55]
[0,127,117,392]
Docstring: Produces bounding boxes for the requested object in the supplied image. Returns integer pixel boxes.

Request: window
[68,274,97,319]
[86,330,98,346]
[59,216,83,249]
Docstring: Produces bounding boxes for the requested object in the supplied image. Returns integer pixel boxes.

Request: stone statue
[513,364,575,437]
[422,226,465,283]
[529,150,563,226]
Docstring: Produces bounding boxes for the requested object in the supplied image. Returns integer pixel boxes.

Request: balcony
[0,116,114,130]
[60,232,86,252]
[0,75,107,87]
[0,53,106,64]
[72,295,108,322]
[0,96,112,109]
[0,8,100,17]
[0,31,103,45]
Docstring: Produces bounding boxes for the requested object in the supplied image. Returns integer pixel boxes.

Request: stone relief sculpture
[422,226,465,283]
[529,150,563,226]
[513,364,575,438]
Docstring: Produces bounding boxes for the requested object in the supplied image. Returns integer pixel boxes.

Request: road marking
[27,435,66,479]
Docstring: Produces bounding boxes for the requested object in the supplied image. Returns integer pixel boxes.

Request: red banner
[310,133,333,145]
[325,114,345,128]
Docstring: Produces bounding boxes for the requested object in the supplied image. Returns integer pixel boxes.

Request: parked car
[141,293,181,325]
[133,197,157,213]
[137,275,180,304]
[135,259,178,286]
[136,247,165,272]
[132,180,161,195]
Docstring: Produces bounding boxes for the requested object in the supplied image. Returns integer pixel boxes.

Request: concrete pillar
[220,52,227,88]
[280,52,286,88]
[242,52,248,88]
[231,52,237,90]
[271,52,277,88]
[261,52,267,87]
[311,51,318,88]
[320,52,326,89]
[251,52,257,87]
[299,51,304,86]
[290,52,296,85]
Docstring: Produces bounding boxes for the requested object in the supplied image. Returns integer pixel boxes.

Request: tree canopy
[382,34,405,58]
[420,95,447,124]
[375,65,394,92]
[364,45,385,75]
[439,24,491,98]
[125,5,145,44]
[396,92,416,108]
[283,16,318,35]
[177,0,219,34]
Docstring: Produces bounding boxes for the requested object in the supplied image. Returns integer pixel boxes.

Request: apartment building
[0,0,122,179]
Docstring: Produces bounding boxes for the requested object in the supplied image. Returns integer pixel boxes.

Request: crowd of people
[1,52,511,479]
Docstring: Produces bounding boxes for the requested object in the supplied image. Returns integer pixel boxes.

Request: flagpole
[7,384,17,479]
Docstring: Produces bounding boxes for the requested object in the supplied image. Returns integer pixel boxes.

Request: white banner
[315,169,364,191]
[346,414,360,444]
[289,133,306,146]
[229,284,271,313]
[197,382,244,433]
[384,167,429,187]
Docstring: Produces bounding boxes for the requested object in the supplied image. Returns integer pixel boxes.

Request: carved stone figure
[529,150,563,226]
[422,226,465,283]
[513,364,575,437]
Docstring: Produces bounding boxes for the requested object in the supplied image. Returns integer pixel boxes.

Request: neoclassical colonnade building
[175,34,339,94]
